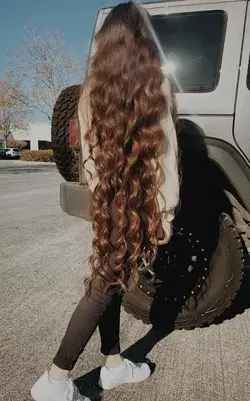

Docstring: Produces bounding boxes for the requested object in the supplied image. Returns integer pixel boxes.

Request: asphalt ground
[1,159,250,401]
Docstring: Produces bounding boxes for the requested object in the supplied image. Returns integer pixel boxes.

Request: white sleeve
[156,80,180,244]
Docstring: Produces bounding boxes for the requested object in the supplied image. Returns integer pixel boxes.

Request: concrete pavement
[0,160,250,401]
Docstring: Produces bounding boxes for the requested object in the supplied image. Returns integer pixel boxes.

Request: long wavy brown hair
[80,2,171,294]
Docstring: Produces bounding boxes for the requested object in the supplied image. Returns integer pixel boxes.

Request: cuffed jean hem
[100,343,121,356]
[52,353,76,371]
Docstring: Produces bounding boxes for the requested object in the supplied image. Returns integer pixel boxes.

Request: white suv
[52,0,250,330]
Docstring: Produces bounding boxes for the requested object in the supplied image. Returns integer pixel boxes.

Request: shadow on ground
[75,124,250,398]
[74,367,102,401]
[75,262,250,399]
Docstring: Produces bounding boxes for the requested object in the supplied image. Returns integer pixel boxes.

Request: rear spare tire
[51,85,81,182]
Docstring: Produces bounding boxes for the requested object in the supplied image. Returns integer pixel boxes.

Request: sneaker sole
[99,372,151,390]
[30,386,54,401]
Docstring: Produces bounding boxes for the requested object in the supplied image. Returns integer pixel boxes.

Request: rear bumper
[60,181,92,221]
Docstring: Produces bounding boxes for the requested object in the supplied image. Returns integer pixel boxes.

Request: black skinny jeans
[53,200,167,371]
[53,278,124,371]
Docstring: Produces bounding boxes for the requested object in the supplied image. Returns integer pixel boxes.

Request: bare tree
[7,26,81,121]
[0,77,29,145]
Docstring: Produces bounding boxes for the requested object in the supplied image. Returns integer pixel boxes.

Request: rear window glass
[151,10,227,92]
[13,148,19,151]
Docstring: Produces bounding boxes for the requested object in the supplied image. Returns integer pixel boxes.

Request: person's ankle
[49,364,70,382]
[105,354,123,369]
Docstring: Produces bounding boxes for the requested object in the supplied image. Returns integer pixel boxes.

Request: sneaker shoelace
[124,359,142,379]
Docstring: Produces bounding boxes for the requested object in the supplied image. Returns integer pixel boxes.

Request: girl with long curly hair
[31,2,179,401]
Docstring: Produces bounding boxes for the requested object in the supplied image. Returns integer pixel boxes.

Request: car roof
[99,0,243,12]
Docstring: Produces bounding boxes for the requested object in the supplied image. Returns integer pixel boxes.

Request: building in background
[0,123,51,150]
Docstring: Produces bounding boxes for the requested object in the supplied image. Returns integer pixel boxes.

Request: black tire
[123,216,244,330]
[51,85,81,182]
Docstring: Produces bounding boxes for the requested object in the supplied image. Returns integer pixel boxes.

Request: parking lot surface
[1,160,250,401]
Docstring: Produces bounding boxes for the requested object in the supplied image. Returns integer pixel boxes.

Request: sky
[0,0,153,122]
[0,0,124,78]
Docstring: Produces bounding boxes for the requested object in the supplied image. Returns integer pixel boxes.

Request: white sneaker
[99,358,151,390]
[31,371,90,401]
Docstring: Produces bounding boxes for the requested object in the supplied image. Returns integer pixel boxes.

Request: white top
[78,77,180,244]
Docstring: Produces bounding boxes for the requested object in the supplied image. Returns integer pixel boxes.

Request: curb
[14,161,56,166]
